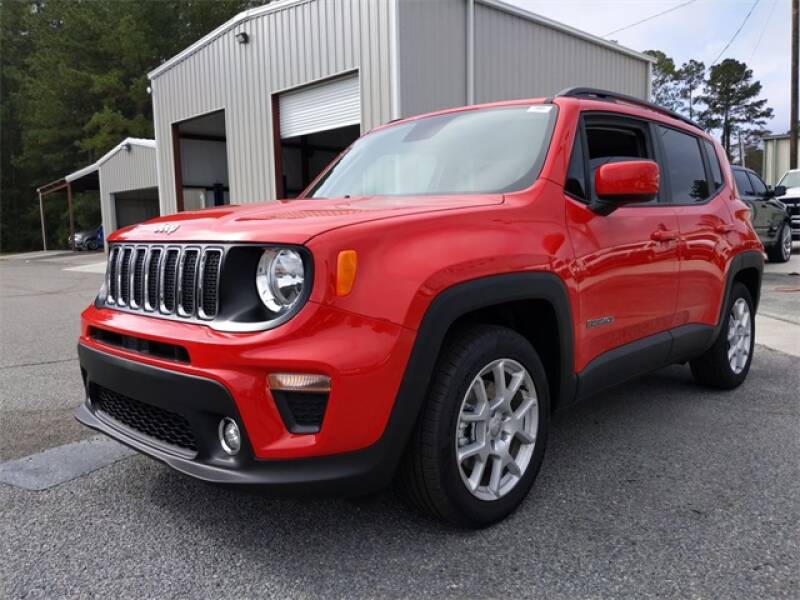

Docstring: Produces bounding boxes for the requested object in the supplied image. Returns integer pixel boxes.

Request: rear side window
[703,140,724,190]
[747,172,767,196]
[657,126,710,203]
[734,170,753,195]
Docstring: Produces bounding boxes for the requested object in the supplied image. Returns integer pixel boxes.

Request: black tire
[690,282,755,389]
[398,325,550,528]
[86,240,98,251]
[766,223,792,263]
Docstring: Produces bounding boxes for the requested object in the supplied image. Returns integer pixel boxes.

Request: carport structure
[36,138,158,250]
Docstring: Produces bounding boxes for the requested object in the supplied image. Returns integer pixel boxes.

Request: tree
[0,0,259,252]
[677,59,706,121]
[644,49,683,112]
[698,59,774,159]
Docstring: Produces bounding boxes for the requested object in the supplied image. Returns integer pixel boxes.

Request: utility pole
[791,0,799,169]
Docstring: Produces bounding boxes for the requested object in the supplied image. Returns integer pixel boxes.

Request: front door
[564,114,680,371]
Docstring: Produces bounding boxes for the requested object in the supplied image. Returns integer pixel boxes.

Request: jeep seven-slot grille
[106,244,222,322]
[92,384,198,453]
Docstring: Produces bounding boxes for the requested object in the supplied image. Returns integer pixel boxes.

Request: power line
[748,0,778,60]
[710,0,762,66]
[603,0,698,37]
[735,0,778,84]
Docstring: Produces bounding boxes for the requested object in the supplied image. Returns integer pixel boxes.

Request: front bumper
[76,344,400,494]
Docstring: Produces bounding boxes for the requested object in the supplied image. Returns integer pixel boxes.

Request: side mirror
[772,185,787,198]
[590,160,660,216]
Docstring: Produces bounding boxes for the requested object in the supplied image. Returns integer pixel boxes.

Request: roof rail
[555,87,702,130]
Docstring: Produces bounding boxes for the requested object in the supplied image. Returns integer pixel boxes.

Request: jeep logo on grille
[153,223,180,235]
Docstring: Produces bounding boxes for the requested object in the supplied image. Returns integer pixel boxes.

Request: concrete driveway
[1,250,798,598]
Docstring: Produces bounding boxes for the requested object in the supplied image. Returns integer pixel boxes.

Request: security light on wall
[235,32,249,44]
[122,143,131,152]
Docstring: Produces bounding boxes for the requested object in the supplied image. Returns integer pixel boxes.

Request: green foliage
[1,0,260,252]
[644,49,683,113]
[677,59,705,121]
[645,51,773,164]
[698,59,774,159]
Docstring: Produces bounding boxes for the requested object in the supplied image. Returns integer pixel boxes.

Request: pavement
[0,249,798,598]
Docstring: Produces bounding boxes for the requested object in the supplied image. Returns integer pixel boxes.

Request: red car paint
[78,95,761,464]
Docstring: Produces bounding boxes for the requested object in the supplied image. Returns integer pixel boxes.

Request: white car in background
[777,169,800,240]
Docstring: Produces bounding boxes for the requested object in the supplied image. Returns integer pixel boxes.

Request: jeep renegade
[76,88,763,527]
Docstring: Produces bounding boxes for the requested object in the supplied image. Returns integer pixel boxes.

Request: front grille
[105,244,222,321]
[92,384,198,453]
[179,250,199,315]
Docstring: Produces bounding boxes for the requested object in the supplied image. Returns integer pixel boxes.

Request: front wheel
[398,325,549,528]
[690,282,755,389]
[766,223,792,263]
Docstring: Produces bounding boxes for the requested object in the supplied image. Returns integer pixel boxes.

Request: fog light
[219,418,241,455]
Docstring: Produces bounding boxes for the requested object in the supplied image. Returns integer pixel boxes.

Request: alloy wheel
[781,226,792,261]
[455,358,538,501]
[727,298,752,374]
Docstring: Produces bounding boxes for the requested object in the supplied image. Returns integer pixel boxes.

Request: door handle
[650,229,680,242]
[715,223,736,234]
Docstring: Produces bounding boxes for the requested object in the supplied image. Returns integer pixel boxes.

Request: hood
[110,195,504,244]
[781,186,800,200]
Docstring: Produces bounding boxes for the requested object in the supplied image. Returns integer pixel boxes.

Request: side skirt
[575,324,715,402]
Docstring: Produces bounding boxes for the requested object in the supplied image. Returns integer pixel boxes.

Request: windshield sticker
[527,105,553,113]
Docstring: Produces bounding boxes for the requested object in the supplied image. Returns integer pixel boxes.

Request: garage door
[279,73,361,139]
[114,192,160,229]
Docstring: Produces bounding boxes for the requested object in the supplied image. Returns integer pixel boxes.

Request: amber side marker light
[336,249,358,296]
[268,373,331,393]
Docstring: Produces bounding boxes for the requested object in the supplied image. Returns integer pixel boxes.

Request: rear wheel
[766,223,792,263]
[398,325,549,528]
[86,240,99,251]
[690,282,755,389]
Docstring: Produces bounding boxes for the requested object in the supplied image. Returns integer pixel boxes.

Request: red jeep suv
[76,88,763,527]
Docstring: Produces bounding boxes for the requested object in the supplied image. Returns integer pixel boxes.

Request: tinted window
[658,126,709,203]
[747,173,767,196]
[734,169,753,195]
[778,171,800,188]
[703,140,724,190]
[586,125,646,160]
[308,105,556,197]
[565,131,587,200]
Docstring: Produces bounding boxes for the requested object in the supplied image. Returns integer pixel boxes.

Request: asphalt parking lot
[1,250,798,598]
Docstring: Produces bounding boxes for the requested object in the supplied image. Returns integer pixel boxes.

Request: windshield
[778,171,800,188]
[306,105,556,198]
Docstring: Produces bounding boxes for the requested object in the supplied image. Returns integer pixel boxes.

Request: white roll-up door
[279,74,361,139]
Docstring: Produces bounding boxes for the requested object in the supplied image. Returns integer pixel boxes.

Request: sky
[509,0,792,134]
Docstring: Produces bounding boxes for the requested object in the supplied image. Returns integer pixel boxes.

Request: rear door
[734,168,767,236]
[565,114,680,371]
[667,132,731,327]
[747,171,787,242]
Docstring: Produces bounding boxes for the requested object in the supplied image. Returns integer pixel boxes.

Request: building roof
[762,133,792,141]
[147,0,655,81]
[64,138,155,183]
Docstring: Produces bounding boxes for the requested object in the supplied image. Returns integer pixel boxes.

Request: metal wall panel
[397,0,467,118]
[151,0,393,213]
[473,2,649,103]
[762,137,796,185]
[98,144,158,234]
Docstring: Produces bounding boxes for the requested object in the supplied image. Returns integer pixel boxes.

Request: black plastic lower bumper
[75,344,394,495]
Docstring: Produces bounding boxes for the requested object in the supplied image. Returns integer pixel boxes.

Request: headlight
[256,248,305,313]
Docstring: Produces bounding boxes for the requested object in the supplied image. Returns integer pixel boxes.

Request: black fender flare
[716,250,763,332]
[373,272,576,478]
